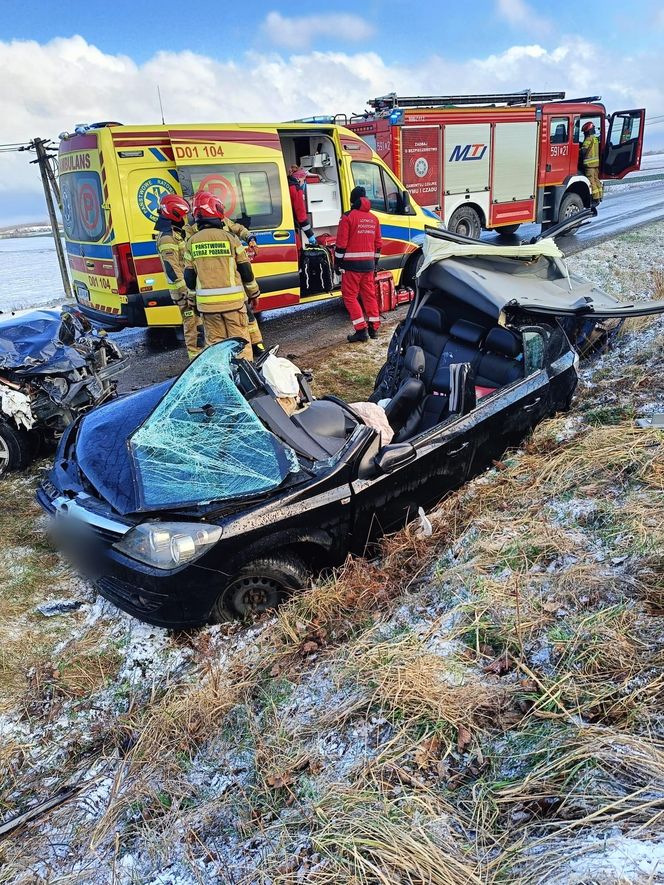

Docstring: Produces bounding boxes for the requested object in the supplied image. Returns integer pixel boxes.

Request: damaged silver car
[0,308,127,474]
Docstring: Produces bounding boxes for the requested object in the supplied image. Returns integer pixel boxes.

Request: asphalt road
[115,177,664,394]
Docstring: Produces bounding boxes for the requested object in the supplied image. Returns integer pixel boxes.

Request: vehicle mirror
[401,190,414,215]
[374,442,416,474]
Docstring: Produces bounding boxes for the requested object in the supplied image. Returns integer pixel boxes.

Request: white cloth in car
[349,401,394,446]
[262,354,302,398]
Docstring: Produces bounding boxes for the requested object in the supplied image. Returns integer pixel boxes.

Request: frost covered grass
[0,226,663,883]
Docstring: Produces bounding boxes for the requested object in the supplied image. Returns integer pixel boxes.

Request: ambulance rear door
[114,128,183,326]
[602,109,645,178]
[169,127,300,311]
[59,133,123,322]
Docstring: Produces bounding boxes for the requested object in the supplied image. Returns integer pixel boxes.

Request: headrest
[449,319,484,345]
[414,306,446,334]
[404,345,425,376]
[484,327,521,358]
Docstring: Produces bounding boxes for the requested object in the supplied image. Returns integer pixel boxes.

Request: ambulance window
[549,117,569,144]
[351,162,387,212]
[60,171,105,243]
[177,162,282,229]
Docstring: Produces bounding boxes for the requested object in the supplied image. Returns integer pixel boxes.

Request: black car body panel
[38,232,660,628]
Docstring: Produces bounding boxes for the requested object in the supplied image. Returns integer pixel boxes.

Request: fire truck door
[602,110,645,179]
[543,115,572,184]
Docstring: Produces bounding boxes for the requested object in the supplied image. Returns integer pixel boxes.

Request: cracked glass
[129,341,299,509]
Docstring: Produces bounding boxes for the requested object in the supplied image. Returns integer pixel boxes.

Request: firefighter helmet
[582,121,596,135]
[159,194,190,223]
[192,191,225,219]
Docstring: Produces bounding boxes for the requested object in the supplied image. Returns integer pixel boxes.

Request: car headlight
[113,521,223,570]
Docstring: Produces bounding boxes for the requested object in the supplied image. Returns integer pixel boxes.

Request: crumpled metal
[0,309,90,374]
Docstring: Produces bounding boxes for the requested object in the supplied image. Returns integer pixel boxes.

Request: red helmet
[192,191,225,219]
[582,121,595,134]
[159,194,189,223]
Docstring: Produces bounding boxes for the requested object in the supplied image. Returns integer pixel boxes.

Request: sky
[1,0,663,225]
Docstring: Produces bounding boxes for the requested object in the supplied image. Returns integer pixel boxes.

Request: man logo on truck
[449,144,488,162]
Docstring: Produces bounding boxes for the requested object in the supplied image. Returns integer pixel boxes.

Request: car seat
[475,327,524,389]
[409,306,449,387]
[384,345,426,434]
[430,319,486,394]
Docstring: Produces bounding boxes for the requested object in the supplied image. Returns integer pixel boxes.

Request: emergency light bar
[368,91,567,110]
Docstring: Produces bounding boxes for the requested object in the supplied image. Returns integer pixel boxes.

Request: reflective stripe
[342,251,377,258]
[352,317,365,326]
[190,240,232,259]
[367,316,380,323]
[196,285,244,302]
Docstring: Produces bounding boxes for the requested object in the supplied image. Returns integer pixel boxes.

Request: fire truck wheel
[558,192,585,224]
[448,206,482,239]
[497,224,520,236]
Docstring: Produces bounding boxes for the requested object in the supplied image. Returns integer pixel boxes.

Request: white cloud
[262,11,374,49]
[496,0,553,36]
[0,34,662,216]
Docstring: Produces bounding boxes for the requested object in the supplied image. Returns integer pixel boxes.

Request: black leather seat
[431,319,486,393]
[409,306,450,388]
[476,327,524,388]
[384,345,426,434]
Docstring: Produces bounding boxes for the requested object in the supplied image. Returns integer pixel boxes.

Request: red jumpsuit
[335,197,382,332]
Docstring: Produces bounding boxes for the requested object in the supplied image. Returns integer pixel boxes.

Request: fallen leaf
[484,652,511,675]
[414,735,442,769]
[457,725,472,753]
[300,640,319,655]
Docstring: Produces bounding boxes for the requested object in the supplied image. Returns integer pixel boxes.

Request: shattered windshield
[129,341,299,509]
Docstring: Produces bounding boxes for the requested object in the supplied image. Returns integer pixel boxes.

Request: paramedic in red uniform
[288,166,317,246]
[335,186,382,343]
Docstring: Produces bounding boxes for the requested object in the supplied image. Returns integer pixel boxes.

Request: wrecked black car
[0,308,127,474]
[38,231,664,629]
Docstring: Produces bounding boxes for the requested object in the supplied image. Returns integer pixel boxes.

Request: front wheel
[557,192,585,228]
[212,553,310,621]
[0,422,34,475]
[447,205,482,239]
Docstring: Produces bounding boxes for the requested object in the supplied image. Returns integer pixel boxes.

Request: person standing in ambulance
[580,121,604,204]
[218,204,265,357]
[288,166,317,246]
[155,194,201,360]
[183,192,259,360]
[334,186,382,343]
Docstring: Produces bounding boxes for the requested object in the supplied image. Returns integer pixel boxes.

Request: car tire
[0,422,34,475]
[497,224,520,236]
[447,206,482,239]
[212,553,310,622]
[557,192,585,228]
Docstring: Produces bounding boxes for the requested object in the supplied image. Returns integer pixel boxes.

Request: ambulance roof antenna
[157,85,165,125]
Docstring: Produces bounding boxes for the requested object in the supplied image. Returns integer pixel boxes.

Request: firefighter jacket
[183,220,260,314]
[156,221,189,302]
[334,197,382,273]
[288,178,314,239]
[223,218,253,242]
[581,134,600,169]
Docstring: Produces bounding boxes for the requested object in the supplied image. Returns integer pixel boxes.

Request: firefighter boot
[347,329,369,343]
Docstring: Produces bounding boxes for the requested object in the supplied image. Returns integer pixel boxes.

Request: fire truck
[345,91,645,237]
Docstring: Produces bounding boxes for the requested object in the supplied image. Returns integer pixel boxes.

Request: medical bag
[375,270,396,313]
[300,246,333,297]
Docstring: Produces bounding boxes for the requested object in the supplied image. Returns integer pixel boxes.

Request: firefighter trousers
[246,300,264,349]
[586,167,604,202]
[341,270,380,331]
[202,306,253,361]
[179,302,201,360]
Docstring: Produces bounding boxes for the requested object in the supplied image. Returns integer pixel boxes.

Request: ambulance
[58,122,434,330]
[346,91,645,237]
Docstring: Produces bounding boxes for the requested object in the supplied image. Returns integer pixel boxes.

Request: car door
[602,110,645,179]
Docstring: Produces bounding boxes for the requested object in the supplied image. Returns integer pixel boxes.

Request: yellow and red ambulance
[58,121,434,329]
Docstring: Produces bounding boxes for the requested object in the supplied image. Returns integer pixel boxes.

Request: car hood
[75,340,299,516]
[0,309,93,374]
[419,233,664,319]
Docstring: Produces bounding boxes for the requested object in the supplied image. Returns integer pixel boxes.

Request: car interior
[383,302,527,442]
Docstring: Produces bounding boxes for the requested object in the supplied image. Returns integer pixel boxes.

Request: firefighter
[218,206,265,357]
[334,186,382,343]
[581,121,604,204]
[155,194,200,359]
[288,166,317,246]
[183,192,259,360]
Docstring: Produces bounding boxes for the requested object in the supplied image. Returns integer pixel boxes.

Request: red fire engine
[346,91,645,236]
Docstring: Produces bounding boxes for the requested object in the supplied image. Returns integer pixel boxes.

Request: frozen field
[0,236,69,314]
